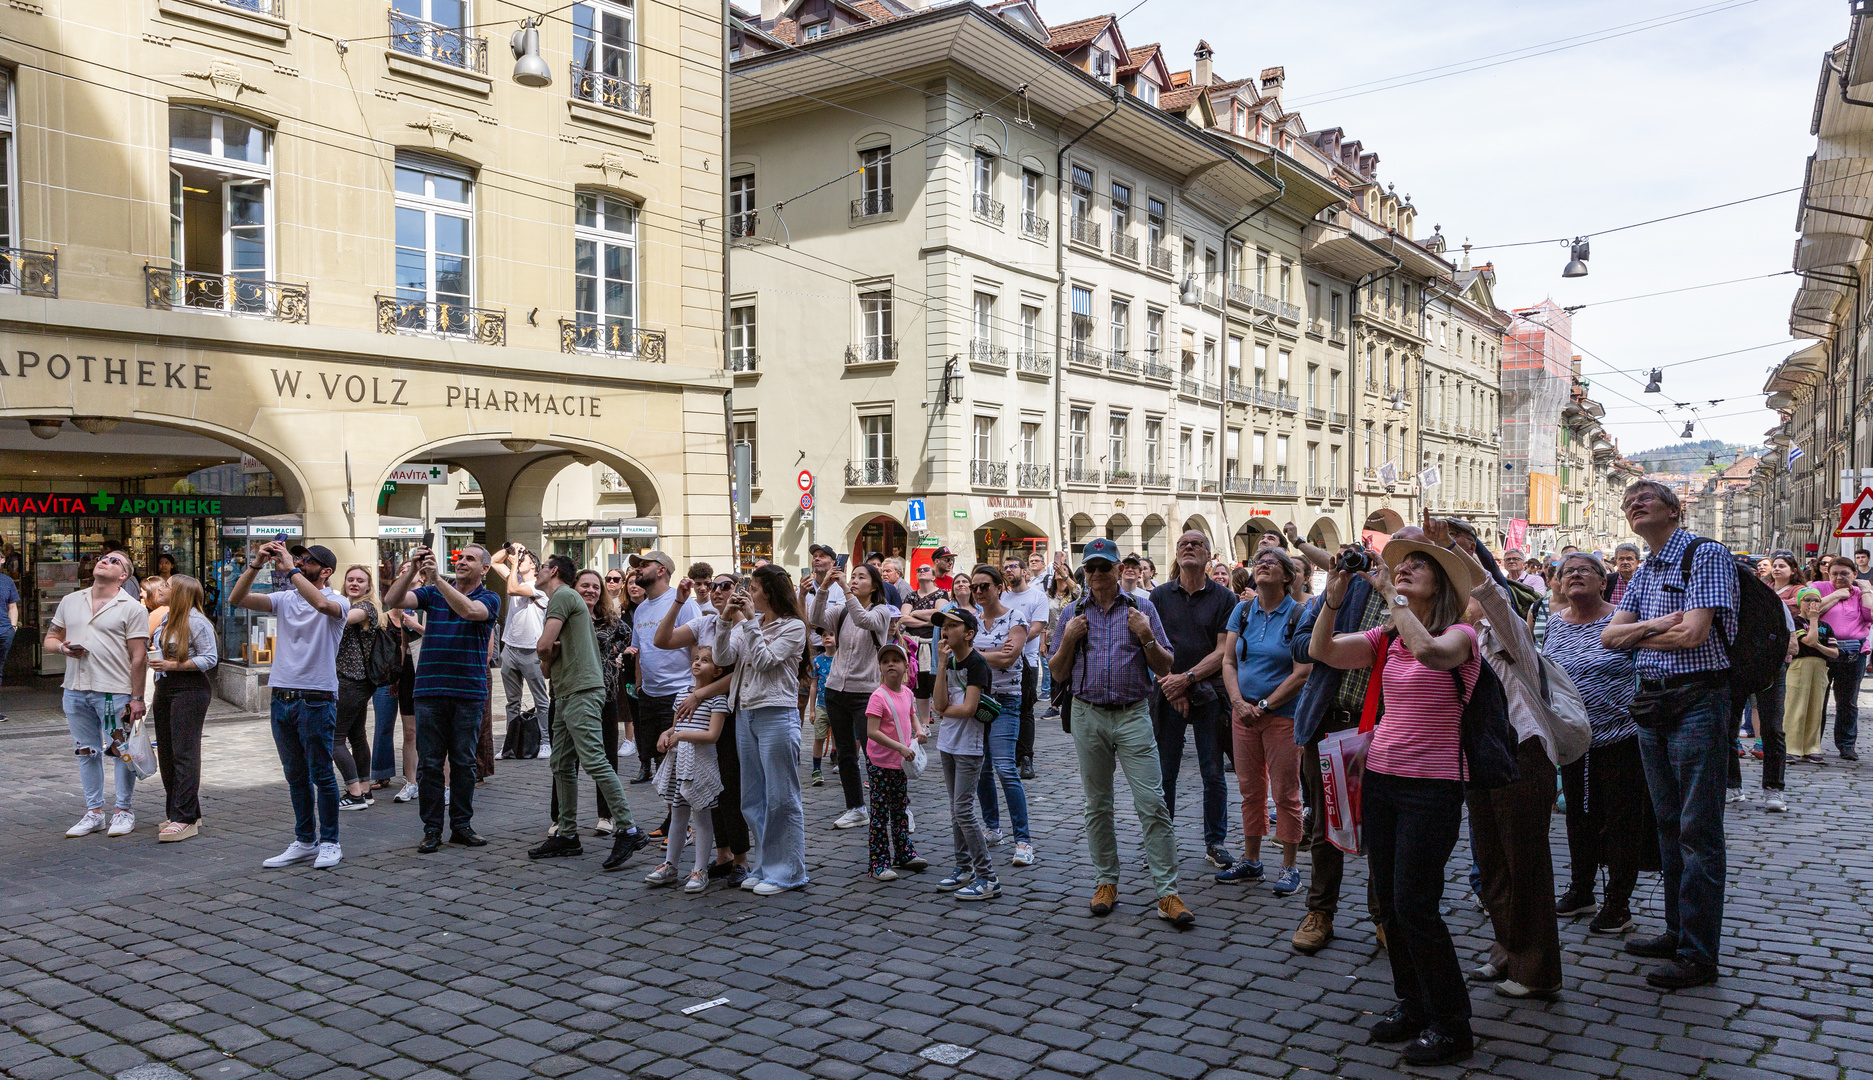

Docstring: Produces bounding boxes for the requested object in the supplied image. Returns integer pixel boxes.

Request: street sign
[800,492,814,511]
[952,509,968,518]
[797,469,814,491]
[387,464,447,484]
[1838,487,1873,537]
[801,509,814,522]
[907,498,926,525]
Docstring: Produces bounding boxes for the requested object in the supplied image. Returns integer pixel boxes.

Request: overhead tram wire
[1563,270,1798,310]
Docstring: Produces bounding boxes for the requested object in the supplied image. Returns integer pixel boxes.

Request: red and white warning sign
[1838,487,1873,537]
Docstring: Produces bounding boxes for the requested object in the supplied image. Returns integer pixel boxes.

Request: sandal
[158,821,198,842]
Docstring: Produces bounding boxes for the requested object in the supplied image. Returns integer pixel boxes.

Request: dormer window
[1092,48,1113,79]
[1138,80,1158,106]
[802,19,828,40]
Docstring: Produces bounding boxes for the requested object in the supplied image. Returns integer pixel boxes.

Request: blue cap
[1081,537,1120,565]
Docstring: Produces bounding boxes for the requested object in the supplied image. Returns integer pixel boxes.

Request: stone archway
[1180,515,1215,553]
[1104,513,1133,552]
[1139,514,1166,567]
[1364,507,1405,535]
[1307,515,1342,550]
[1235,518,1280,562]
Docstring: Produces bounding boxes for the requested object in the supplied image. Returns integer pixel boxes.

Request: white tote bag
[882,692,926,780]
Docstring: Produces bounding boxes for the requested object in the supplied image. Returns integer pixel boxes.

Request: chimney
[761,0,784,24]
[1259,65,1284,105]
[1193,40,1213,87]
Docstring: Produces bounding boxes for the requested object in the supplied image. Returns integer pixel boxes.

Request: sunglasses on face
[605,575,623,583]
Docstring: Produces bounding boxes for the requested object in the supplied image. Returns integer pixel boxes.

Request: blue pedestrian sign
[907,498,927,526]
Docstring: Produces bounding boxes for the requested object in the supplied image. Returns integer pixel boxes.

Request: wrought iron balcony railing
[1140,354,1172,380]
[729,351,758,373]
[1063,464,1098,485]
[1016,463,1051,488]
[1107,350,1139,375]
[1015,350,1051,376]
[729,211,759,239]
[1332,486,1348,499]
[559,319,667,360]
[146,267,308,322]
[1146,244,1172,273]
[1225,478,1254,494]
[1069,216,1100,246]
[851,191,893,219]
[1180,377,1203,398]
[846,458,898,487]
[1179,478,1198,492]
[389,9,488,73]
[1278,300,1302,322]
[970,340,1008,367]
[1276,393,1299,411]
[846,339,897,364]
[1251,478,1277,495]
[970,460,1008,487]
[1067,343,1105,366]
[1201,479,1220,493]
[1021,211,1049,240]
[1277,480,1298,495]
[1105,469,1137,486]
[1140,470,1172,488]
[1227,282,1255,308]
[1307,485,1328,499]
[571,64,650,116]
[1200,382,1223,402]
[0,246,57,298]
[1226,381,1250,404]
[972,193,1005,223]
[377,295,505,345]
[1328,410,1346,426]
[1307,407,1325,421]
[1111,232,1138,260]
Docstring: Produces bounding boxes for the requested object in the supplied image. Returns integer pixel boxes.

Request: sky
[1048,0,1839,459]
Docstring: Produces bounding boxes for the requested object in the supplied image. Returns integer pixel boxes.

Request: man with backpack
[489,546,549,759]
[1048,538,1193,927]
[1602,479,1741,990]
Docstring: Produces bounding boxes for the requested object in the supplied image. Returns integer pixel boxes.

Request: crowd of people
[40,477,1828,1069]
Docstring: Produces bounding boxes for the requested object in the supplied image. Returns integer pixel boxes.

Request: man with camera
[1148,531,1239,872]
[1049,538,1190,926]
[47,549,150,840]
[489,545,550,758]
[384,544,499,853]
[229,541,348,868]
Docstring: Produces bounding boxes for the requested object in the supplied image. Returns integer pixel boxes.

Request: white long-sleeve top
[714,613,807,711]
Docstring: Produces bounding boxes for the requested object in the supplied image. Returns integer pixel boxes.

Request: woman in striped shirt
[1309,533,1482,1068]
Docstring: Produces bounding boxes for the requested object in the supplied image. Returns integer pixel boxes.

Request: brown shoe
[1291,910,1334,954]
[1375,924,1388,951]
[1156,893,1195,927]
[1090,883,1118,917]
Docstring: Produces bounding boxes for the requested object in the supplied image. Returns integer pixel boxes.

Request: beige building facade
[0,0,729,700]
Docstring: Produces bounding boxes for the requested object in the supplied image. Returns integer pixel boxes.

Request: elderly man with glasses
[1049,538,1192,926]
[46,549,151,839]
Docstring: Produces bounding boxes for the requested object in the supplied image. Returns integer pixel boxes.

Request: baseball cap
[930,606,978,633]
[808,543,838,560]
[1120,551,1143,565]
[932,546,956,560]
[628,550,675,575]
[303,545,338,570]
[1081,537,1120,565]
[878,641,908,661]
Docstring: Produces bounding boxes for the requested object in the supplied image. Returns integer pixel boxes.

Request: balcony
[845,339,897,365]
[0,246,57,298]
[1107,350,1140,375]
[851,191,893,220]
[1111,232,1138,260]
[1331,486,1348,499]
[1367,376,1380,390]
[1140,354,1172,380]
[1067,343,1105,367]
[1278,300,1303,322]
[846,459,897,487]
[1250,478,1277,495]
[1307,484,1328,499]
[145,267,307,322]
[1250,387,1279,408]
[972,192,1005,224]
[1179,376,1203,398]
[1015,350,1051,377]
[970,459,1008,488]
[1069,216,1100,246]
[1204,289,1223,309]
[1201,479,1221,494]
[1225,477,1254,494]
[377,295,505,345]
[1277,480,1298,496]
[570,64,651,116]
[1146,244,1172,273]
[1016,463,1051,488]
[1275,393,1299,412]
[729,211,759,239]
[1020,211,1049,240]
[1141,470,1172,488]
[1179,478,1198,493]
[1063,464,1098,485]
[1330,327,1347,346]
[1225,381,1249,404]
[222,0,283,12]
[389,9,488,73]
[1227,282,1254,309]
[1328,410,1346,427]
[559,319,667,360]
[1306,407,1325,422]
[729,351,758,373]
[1102,469,1135,487]
[970,340,1008,368]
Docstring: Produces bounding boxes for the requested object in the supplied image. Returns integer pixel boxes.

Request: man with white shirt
[489,546,549,755]
[46,550,149,839]
[1002,555,1051,781]
[628,550,701,781]
[229,541,350,870]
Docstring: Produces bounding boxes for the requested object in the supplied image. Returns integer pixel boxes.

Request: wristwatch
[1391,593,1409,607]
[1256,698,1269,711]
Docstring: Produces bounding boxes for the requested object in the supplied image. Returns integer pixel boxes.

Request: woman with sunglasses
[898,563,947,725]
[968,564,1032,867]
[813,561,893,831]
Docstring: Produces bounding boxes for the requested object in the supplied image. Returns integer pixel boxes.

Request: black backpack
[500,705,542,760]
[1678,537,1788,699]
[365,622,404,688]
[1232,600,1304,665]
[1373,627,1519,791]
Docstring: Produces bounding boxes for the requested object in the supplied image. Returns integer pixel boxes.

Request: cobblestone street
[0,700,1867,1080]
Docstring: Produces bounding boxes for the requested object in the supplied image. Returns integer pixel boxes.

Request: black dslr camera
[1337,546,1374,574]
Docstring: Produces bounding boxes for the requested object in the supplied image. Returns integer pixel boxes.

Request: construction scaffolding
[1501,300,1575,538]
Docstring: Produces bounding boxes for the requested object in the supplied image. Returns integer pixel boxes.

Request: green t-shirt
[544,585,604,695]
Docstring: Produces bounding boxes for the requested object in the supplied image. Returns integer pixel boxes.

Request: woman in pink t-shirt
[1308,532,1483,1068]
[864,643,929,881]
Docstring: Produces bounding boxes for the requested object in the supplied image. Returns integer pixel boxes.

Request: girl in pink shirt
[864,643,928,881]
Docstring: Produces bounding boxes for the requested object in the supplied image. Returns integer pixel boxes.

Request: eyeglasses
[605,575,623,583]
[1083,562,1116,573]
[1558,566,1600,579]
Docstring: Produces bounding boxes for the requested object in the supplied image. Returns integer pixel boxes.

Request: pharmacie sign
[0,491,288,518]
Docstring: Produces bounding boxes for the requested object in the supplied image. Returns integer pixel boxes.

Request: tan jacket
[1470,578,1591,768]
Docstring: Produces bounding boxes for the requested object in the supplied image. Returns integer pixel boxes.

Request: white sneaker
[752,880,788,895]
[594,818,615,836]
[107,811,135,837]
[1727,788,1748,804]
[1764,792,1789,812]
[1011,841,1035,867]
[66,810,106,837]
[833,808,869,829]
[314,842,343,869]
[263,841,319,868]
[982,827,1004,846]
[394,782,418,803]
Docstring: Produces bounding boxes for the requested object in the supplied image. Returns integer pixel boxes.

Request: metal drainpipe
[1216,174,1285,555]
[722,0,736,569]
[1346,263,1392,544]
[1052,88,1122,561]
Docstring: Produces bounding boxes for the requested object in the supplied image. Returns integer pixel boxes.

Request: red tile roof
[1047,14,1114,52]
[1118,42,1159,77]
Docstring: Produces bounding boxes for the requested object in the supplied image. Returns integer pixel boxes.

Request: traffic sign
[907,498,926,525]
[797,469,814,491]
[800,492,814,511]
[1838,487,1873,537]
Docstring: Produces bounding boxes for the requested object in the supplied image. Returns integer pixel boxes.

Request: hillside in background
[1629,439,1765,476]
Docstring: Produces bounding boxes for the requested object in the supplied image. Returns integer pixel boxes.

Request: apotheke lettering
[2,351,211,389]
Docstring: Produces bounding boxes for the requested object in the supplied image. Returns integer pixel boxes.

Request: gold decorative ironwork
[145,266,307,322]
[559,319,666,361]
[0,247,57,298]
[570,64,651,116]
[388,10,489,73]
[376,295,505,345]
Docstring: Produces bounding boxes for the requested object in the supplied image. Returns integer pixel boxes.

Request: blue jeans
[738,704,808,888]
[65,689,136,812]
[415,696,482,833]
[1636,680,1729,968]
[976,692,1030,840]
[370,684,400,781]
[1152,690,1229,847]
[270,695,339,844]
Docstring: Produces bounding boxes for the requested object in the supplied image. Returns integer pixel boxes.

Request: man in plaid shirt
[1603,479,1737,992]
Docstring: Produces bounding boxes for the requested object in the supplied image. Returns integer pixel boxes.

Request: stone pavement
[0,700,1869,1080]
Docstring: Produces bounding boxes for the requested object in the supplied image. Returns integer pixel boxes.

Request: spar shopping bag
[1319,725,1372,855]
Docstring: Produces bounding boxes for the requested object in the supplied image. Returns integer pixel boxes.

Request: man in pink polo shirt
[1814,560,1871,761]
